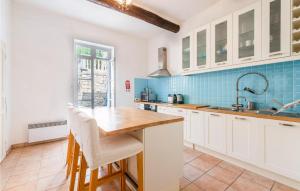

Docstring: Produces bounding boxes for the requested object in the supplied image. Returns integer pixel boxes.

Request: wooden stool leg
[66,131,71,165]
[69,142,80,191]
[120,159,127,191]
[137,152,144,191]
[77,154,87,191]
[66,132,74,178]
[108,164,112,175]
[89,169,99,191]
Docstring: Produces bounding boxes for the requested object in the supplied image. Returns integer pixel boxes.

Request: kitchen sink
[256,110,300,118]
[207,106,233,111]
[208,107,300,118]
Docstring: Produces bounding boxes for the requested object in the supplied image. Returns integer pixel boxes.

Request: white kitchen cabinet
[181,33,193,72]
[157,106,191,142]
[189,110,205,146]
[205,112,227,154]
[211,15,233,67]
[262,0,291,59]
[264,120,300,181]
[157,106,171,114]
[172,108,191,142]
[194,24,211,70]
[233,2,262,64]
[227,115,264,166]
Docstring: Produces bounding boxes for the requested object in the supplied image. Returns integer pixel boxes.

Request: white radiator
[28,120,68,143]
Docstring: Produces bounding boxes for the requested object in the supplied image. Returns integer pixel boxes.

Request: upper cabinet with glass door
[195,24,211,69]
[233,2,262,64]
[211,15,232,67]
[182,34,193,72]
[262,0,290,58]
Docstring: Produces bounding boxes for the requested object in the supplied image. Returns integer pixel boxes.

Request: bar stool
[66,105,76,177]
[76,112,144,191]
[66,107,82,191]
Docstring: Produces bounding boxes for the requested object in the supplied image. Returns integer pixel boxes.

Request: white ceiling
[134,0,220,23]
[13,0,220,38]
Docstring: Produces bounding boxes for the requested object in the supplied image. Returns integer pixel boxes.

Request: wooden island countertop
[78,107,184,136]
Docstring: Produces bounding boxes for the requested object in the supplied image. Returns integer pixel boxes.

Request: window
[74,40,115,108]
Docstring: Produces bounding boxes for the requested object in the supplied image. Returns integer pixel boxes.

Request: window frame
[73,39,115,108]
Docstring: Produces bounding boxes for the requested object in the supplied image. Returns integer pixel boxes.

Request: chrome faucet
[232,72,269,112]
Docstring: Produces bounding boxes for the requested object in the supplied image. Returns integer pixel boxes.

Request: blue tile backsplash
[135,60,300,113]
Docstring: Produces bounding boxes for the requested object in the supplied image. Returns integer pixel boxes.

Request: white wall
[0,0,12,157]
[147,0,258,75]
[11,2,147,144]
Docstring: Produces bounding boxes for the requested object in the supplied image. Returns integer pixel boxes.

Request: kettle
[176,94,184,104]
[168,94,177,104]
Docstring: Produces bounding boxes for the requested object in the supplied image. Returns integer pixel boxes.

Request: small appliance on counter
[168,94,184,104]
[149,92,157,102]
[176,94,184,104]
[141,88,149,102]
[168,94,177,104]
[141,88,157,102]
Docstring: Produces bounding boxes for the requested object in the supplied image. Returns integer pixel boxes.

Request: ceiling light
[116,0,132,10]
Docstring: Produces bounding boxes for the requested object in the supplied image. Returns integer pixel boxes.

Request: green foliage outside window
[76,45,91,57]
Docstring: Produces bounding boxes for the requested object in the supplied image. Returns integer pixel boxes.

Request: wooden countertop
[135,101,208,110]
[197,108,300,123]
[78,107,184,136]
[136,102,300,123]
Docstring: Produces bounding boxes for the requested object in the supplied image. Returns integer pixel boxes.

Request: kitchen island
[79,107,184,191]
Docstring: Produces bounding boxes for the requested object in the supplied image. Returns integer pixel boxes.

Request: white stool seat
[77,112,143,170]
[97,134,143,166]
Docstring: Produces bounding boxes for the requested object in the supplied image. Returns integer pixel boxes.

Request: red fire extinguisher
[125,80,130,92]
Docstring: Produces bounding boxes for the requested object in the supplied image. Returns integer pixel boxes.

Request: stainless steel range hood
[148,47,171,78]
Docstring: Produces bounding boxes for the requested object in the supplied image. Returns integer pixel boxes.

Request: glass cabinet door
[196,25,210,68]
[238,10,255,59]
[233,2,261,63]
[262,0,290,58]
[211,15,232,66]
[182,36,191,70]
[270,0,281,53]
[197,30,207,66]
[215,21,228,63]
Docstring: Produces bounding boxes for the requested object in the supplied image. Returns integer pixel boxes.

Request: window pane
[94,59,109,107]
[77,58,92,107]
[74,40,114,108]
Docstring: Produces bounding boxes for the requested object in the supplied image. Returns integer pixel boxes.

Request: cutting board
[173,104,209,110]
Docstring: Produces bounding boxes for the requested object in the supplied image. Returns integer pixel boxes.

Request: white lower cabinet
[157,106,191,142]
[157,105,300,182]
[264,120,300,181]
[205,112,227,154]
[172,108,191,142]
[189,110,205,146]
[227,115,264,166]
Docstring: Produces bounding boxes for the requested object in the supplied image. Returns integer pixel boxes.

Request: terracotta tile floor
[0,140,298,191]
[181,147,299,191]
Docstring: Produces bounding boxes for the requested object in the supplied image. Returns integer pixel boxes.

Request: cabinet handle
[269,52,283,57]
[210,113,220,117]
[241,57,253,62]
[279,123,296,127]
[235,117,247,121]
[192,111,199,114]
[177,110,183,112]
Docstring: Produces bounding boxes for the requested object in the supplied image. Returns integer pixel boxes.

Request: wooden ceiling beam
[87,0,180,33]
